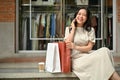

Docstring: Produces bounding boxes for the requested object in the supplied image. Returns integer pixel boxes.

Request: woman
[64,7,120,80]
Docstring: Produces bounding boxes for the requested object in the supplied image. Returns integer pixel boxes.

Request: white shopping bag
[45,43,61,73]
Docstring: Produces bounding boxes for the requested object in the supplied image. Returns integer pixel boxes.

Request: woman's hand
[70,19,76,29]
[65,40,75,49]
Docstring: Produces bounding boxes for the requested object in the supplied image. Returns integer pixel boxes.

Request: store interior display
[18,0,113,51]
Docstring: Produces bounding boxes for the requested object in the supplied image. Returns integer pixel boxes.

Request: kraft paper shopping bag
[45,43,61,73]
[58,41,71,73]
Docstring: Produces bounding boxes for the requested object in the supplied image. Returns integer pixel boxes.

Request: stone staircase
[0,56,120,80]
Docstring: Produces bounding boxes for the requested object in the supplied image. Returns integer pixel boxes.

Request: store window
[16,0,63,53]
[16,0,114,53]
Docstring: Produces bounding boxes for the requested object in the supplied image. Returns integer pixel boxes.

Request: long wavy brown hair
[74,7,92,32]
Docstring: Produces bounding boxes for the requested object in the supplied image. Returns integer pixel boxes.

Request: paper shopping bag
[45,43,61,73]
[58,41,71,73]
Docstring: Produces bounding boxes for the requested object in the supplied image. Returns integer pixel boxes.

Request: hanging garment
[50,13,56,38]
[31,18,38,50]
[46,14,51,38]
[26,18,32,50]
[38,14,45,50]
[56,13,63,38]
[22,18,27,50]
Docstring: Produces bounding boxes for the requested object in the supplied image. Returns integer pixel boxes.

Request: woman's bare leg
[109,71,120,80]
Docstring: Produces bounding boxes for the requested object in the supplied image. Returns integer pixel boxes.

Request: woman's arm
[65,19,76,42]
[74,41,94,53]
[66,41,94,53]
[65,28,75,42]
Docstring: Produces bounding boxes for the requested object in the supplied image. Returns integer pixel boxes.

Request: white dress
[64,27,115,80]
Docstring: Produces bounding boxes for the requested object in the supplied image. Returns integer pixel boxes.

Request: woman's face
[75,9,87,25]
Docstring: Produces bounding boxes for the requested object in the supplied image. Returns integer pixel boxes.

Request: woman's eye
[78,13,86,17]
[83,14,87,16]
